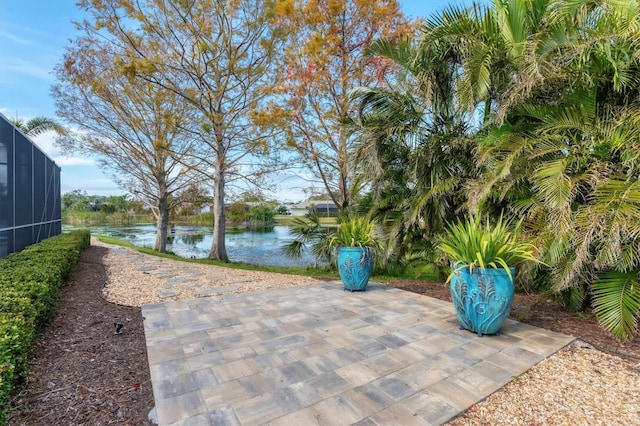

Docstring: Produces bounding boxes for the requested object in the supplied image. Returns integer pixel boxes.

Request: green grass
[63,210,154,226]
[275,215,337,226]
[95,229,444,282]
[94,235,341,280]
[95,234,444,282]
[93,235,442,283]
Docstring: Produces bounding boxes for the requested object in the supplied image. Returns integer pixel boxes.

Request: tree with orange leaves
[270,0,417,212]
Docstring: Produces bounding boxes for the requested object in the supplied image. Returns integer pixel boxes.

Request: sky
[0,0,479,201]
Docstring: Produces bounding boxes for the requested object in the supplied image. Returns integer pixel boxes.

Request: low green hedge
[0,230,90,423]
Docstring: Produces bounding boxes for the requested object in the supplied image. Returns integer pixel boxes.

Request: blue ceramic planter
[337,247,373,291]
[450,265,515,336]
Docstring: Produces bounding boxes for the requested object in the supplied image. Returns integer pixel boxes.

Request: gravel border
[448,342,640,425]
[96,239,321,307]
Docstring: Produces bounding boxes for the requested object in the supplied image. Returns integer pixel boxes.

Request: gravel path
[97,239,321,307]
[97,239,640,425]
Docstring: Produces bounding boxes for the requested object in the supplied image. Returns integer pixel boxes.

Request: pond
[70,224,322,268]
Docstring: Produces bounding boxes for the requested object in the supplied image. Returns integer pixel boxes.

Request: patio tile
[306,395,364,425]
[427,378,485,411]
[367,402,431,426]
[344,383,395,416]
[201,380,259,408]
[335,362,380,387]
[397,391,459,426]
[154,390,207,425]
[208,406,241,426]
[305,371,351,398]
[155,372,199,399]
[232,393,288,425]
[210,357,263,383]
[142,283,574,425]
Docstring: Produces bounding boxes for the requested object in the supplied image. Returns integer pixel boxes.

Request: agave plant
[329,217,377,249]
[437,214,540,282]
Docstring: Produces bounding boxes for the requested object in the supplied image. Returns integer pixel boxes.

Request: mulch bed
[7,245,639,424]
[7,245,154,426]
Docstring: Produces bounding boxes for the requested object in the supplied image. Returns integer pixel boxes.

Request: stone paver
[142,282,574,425]
[194,285,240,296]
[156,289,181,299]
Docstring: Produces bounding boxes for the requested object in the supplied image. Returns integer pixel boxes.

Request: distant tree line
[62,188,290,228]
[62,190,141,213]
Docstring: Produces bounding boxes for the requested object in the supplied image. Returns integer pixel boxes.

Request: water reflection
[75,224,320,268]
[180,231,205,246]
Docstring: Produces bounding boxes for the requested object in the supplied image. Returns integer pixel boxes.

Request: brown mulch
[7,244,639,425]
[7,245,154,426]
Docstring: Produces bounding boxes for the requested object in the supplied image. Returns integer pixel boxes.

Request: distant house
[289,200,339,217]
[0,113,62,258]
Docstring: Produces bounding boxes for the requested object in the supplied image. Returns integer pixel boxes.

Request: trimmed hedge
[0,230,90,423]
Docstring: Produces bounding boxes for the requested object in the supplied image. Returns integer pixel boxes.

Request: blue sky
[0,0,478,200]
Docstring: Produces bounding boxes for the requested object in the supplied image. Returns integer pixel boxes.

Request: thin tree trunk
[155,194,169,252]
[483,98,492,127]
[338,126,349,213]
[210,170,228,261]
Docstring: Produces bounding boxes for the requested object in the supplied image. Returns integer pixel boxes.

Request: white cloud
[59,174,122,196]
[0,31,31,46]
[54,156,95,166]
[1,57,53,81]
[31,132,58,155]
[0,21,56,42]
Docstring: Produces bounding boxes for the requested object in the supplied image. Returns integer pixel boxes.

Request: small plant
[329,217,377,248]
[282,207,333,267]
[437,214,540,282]
[331,217,378,291]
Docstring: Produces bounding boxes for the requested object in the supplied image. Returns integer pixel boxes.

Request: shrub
[437,214,540,282]
[0,230,89,423]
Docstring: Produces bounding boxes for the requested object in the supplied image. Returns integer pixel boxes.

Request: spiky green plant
[437,215,540,282]
[282,207,332,267]
[329,217,377,249]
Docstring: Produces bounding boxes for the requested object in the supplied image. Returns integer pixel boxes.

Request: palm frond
[12,116,67,137]
[592,271,640,340]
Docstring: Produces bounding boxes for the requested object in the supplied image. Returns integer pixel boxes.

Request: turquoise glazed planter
[450,265,516,336]
[337,247,373,291]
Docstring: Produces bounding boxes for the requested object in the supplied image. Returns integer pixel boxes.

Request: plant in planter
[330,217,378,291]
[437,214,539,336]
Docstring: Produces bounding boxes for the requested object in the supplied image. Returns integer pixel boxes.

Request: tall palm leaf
[11,116,67,137]
[592,272,640,340]
[282,207,332,267]
[351,37,475,265]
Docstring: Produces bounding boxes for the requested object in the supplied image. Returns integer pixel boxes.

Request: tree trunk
[210,170,228,261]
[337,126,349,213]
[155,194,170,252]
[483,98,492,127]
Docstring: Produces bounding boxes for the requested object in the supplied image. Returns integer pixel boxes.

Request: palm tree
[419,0,569,126]
[357,0,640,338]
[466,0,640,339]
[350,36,477,272]
[11,116,67,137]
[282,207,333,268]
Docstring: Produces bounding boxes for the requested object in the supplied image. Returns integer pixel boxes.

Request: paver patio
[142,281,574,425]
